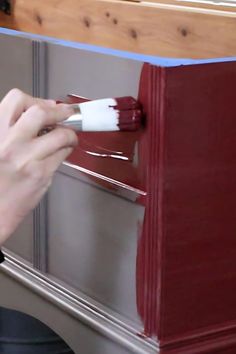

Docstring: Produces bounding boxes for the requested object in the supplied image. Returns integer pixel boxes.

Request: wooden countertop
[0,0,236,58]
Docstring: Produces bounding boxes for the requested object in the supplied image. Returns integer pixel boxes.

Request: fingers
[44,146,73,173]
[13,103,74,140]
[30,126,78,160]
[0,88,56,126]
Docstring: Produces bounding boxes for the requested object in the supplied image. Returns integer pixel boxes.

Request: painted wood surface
[137,61,236,353]
[59,60,236,353]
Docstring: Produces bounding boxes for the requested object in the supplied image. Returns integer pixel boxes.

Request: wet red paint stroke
[136,63,162,338]
[61,66,160,337]
[64,94,146,192]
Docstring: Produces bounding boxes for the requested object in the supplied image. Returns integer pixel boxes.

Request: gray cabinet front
[0,31,157,354]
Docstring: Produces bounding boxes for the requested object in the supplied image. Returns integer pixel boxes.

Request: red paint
[136,61,236,353]
[62,59,236,353]
[117,109,142,131]
[113,96,143,131]
[69,95,143,131]
[114,96,140,110]
[79,138,133,162]
[136,63,162,337]
[64,94,146,193]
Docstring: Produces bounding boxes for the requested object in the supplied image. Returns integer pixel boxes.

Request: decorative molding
[0,253,158,354]
[32,39,48,272]
[33,196,48,272]
[32,39,47,98]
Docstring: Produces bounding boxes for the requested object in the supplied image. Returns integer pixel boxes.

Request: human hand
[0,89,78,244]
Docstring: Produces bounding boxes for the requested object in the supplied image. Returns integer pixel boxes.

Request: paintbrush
[61,96,143,132]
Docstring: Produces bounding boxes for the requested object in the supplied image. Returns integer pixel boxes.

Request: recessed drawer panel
[45,42,147,326]
[48,166,144,325]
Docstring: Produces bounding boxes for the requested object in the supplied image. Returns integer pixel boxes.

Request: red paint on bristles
[112,96,143,131]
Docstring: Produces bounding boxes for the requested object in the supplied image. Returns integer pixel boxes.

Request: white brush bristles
[63,98,121,131]
[79,98,119,131]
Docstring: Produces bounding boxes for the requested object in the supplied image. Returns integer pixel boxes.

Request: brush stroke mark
[65,94,145,193]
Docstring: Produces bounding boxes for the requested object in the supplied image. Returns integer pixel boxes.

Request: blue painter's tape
[0,27,236,67]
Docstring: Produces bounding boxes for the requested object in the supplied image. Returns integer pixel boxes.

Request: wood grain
[0,0,236,58]
[137,0,236,11]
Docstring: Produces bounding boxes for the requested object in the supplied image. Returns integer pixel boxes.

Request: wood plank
[123,0,236,10]
[142,0,236,11]
[0,0,236,58]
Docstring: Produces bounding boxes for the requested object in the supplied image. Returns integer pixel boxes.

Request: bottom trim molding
[161,323,236,353]
[0,254,157,354]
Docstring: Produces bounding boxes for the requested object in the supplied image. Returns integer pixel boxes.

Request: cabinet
[1,29,236,354]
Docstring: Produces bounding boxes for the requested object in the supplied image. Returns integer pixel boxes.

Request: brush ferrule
[62,104,83,131]
[70,104,81,115]
[62,119,83,131]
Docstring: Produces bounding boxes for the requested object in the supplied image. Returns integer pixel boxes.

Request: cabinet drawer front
[45,42,147,325]
[48,165,144,325]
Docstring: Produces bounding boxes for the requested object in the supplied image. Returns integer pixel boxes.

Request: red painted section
[65,94,146,192]
[135,61,236,352]
[136,63,163,337]
[114,96,143,131]
[160,61,236,342]
[62,60,236,352]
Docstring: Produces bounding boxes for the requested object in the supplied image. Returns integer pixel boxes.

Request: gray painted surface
[0,33,152,353]
[48,171,144,325]
[46,42,142,100]
[0,34,33,262]
[0,269,141,354]
[4,214,33,263]
[0,34,33,98]
[0,258,158,354]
